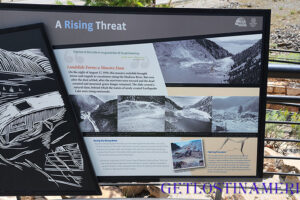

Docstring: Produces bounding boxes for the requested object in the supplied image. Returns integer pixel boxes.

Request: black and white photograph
[70,95,117,133]
[118,95,165,132]
[212,96,259,133]
[153,34,262,85]
[0,25,99,194]
[171,139,205,170]
[165,96,212,132]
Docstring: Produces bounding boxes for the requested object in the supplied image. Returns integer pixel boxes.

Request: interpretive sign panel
[0,4,270,182]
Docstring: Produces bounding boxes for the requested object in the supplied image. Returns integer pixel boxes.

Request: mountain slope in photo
[166,96,212,132]
[91,98,117,132]
[229,39,262,84]
[71,95,117,132]
[118,96,165,132]
[196,39,233,59]
[154,39,234,84]
[154,34,262,85]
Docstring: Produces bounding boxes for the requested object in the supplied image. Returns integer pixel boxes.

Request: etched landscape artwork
[0,44,96,192]
[153,34,262,84]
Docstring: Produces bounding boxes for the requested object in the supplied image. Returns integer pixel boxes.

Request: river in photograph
[160,57,233,84]
[172,117,211,132]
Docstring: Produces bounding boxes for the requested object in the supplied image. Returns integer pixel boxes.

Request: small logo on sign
[249,18,258,27]
[235,17,247,27]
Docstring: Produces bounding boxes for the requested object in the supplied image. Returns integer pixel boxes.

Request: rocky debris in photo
[172,140,204,170]
[153,39,216,67]
[212,96,259,132]
[154,38,236,84]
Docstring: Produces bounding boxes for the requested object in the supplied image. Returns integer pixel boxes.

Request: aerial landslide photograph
[154,34,262,85]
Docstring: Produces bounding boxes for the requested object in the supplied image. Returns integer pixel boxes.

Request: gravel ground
[172,0,300,50]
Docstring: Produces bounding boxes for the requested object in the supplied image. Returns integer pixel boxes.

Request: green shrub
[266,109,300,139]
[55,0,75,5]
[85,0,172,7]
[55,0,64,5]
[85,0,154,7]
[291,112,300,138]
[67,0,75,5]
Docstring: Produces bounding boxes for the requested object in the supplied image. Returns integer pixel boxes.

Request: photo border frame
[171,139,206,171]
